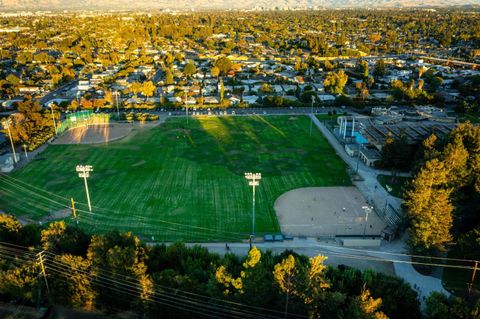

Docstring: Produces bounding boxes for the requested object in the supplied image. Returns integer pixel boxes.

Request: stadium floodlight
[184,91,189,126]
[48,104,58,136]
[113,91,120,120]
[309,95,315,136]
[362,205,373,239]
[76,165,93,212]
[1,118,17,164]
[245,172,261,245]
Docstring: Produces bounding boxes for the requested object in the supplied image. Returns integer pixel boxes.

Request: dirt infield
[52,121,161,145]
[274,187,386,237]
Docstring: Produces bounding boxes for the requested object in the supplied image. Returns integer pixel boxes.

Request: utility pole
[37,251,50,295]
[2,118,17,164]
[362,206,372,239]
[245,172,261,247]
[469,260,478,295]
[49,104,57,136]
[76,165,93,212]
[71,197,78,225]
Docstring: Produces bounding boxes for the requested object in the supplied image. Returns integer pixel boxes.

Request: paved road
[186,236,448,306]
[39,80,77,106]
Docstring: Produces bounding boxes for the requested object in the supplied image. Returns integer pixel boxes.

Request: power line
[0,174,252,239]
[44,260,284,319]
[43,252,306,319]
[1,175,479,265]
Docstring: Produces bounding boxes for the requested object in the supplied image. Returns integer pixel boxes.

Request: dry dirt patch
[274,187,386,237]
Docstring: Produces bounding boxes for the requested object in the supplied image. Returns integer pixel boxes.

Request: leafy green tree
[41,221,90,256]
[380,132,415,171]
[405,159,453,253]
[259,83,274,94]
[273,254,330,318]
[183,61,197,78]
[214,57,232,76]
[141,81,156,97]
[6,74,20,85]
[220,79,225,102]
[0,214,22,243]
[88,231,153,313]
[210,66,220,78]
[324,70,348,94]
[424,292,471,319]
[164,69,174,86]
[373,59,386,78]
[347,288,388,319]
[0,261,39,303]
[49,254,94,310]
[357,60,369,79]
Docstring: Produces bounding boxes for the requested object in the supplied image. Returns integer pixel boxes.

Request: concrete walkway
[187,235,449,307]
[308,114,449,304]
[309,114,403,214]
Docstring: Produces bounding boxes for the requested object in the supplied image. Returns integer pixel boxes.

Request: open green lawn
[0,115,350,242]
[377,175,411,199]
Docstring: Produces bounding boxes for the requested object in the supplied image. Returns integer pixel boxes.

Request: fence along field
[0,115,351,242]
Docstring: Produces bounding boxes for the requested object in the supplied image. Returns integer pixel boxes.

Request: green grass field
[0,115,350,242]
[376,175,411,199]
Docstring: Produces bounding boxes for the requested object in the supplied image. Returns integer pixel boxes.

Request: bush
[121,112,159,122]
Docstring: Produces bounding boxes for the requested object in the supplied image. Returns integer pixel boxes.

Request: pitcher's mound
[53,123,133,145]
[274,187,386,237]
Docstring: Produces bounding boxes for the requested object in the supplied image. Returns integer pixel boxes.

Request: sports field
[0,115,351,241]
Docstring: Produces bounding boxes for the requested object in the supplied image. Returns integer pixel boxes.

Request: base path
[275,187,386,237]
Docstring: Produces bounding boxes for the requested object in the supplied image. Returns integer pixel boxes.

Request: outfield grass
[0,115,350,241]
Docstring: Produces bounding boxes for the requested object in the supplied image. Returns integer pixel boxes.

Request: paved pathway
[308,114,449,305]
[309,114,403,213]
[187,236,449,307]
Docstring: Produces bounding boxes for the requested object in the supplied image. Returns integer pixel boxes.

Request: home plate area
[274,187,386,238]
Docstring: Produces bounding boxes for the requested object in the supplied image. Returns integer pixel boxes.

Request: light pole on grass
[245,172,261,248]
[309,95,314,136]
[48,104,58,136]
[76,165,93,212]
[184,91,189,126]
[113,91,120,120]
[362,205,372,239]
[23,144,28,161]
[2,118,17,164]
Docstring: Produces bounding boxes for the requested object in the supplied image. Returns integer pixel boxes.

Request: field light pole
[362,206,372,239]
[309,95,314,136]
[23,144,28,161]
[184,91,189,126]
[114,91,120,120]
[2,118,17,164]
[76,165,93,212]
[48,104,57,135]
[245,172,261,247]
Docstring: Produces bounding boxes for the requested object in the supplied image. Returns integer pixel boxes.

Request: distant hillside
[0,0,479,10]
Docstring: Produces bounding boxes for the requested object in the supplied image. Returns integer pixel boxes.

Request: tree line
[0,214,426,318]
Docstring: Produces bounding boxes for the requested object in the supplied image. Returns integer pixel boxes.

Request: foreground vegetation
[3,214,480,319]
[0,215,423,319]
[0,115,350,241]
